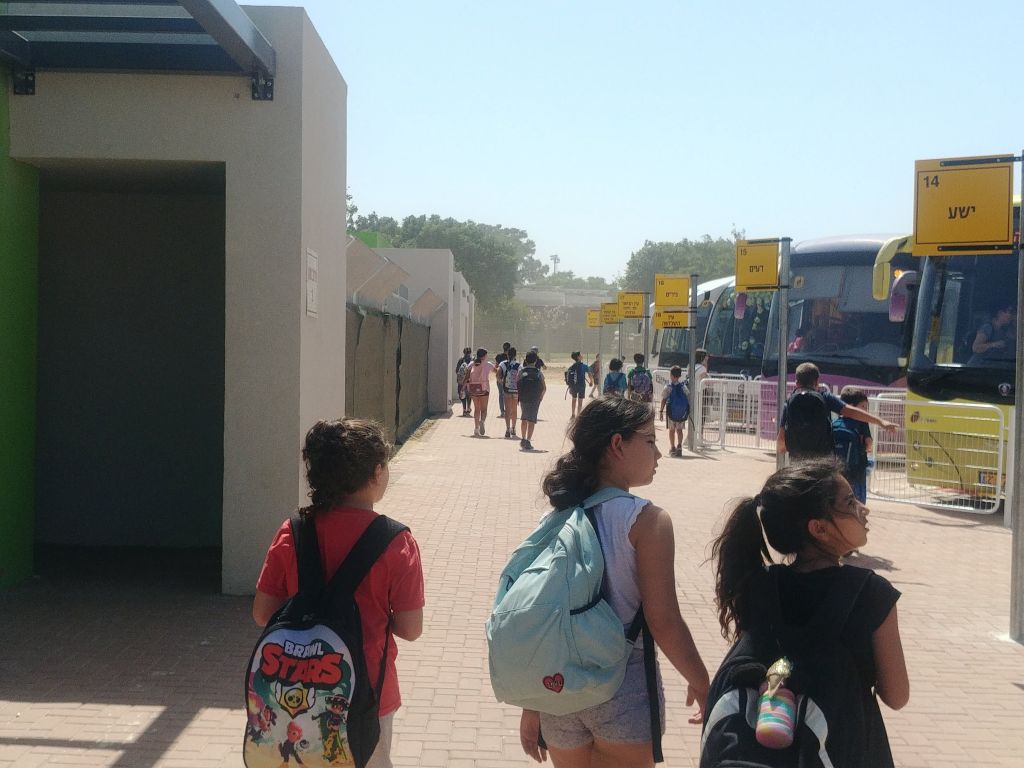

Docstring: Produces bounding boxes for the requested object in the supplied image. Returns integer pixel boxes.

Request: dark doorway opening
[34,160,225,590]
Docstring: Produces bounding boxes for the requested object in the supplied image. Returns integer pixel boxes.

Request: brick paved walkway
[2,391,1023,766]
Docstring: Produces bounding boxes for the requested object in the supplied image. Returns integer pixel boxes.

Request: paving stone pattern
[2,393,1023,766]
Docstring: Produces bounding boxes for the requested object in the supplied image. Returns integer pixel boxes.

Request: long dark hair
[710,458,844,639]
[541,396,653,509]
[299,418,391,516]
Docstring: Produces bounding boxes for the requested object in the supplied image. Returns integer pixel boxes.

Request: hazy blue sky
[246,1,1023,281]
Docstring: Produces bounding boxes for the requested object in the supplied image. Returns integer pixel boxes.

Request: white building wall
[9,6,347,594]
[450,272,475,400]
[298,12,348,475]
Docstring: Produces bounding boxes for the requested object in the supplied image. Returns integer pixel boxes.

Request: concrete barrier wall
[346,306,429,443]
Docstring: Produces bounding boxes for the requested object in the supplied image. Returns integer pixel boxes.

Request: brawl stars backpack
[486,487,663,760]
[244,514,407,768]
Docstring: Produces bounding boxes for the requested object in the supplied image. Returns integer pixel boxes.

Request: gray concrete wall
[345,307,429,443]
[374,248,454,413]
[9,7,347,593]
[35,186,224,546]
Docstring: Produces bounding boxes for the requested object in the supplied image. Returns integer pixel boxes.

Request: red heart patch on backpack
[542,673,564,693]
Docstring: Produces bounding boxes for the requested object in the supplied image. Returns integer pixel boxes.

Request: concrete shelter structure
[373,248,475,413]
[2,4,348,593]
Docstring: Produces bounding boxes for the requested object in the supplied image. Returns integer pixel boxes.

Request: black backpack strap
[326,515,410,696]
[639,611,664,762]
[587,506,663,763]
[291,514,325,596]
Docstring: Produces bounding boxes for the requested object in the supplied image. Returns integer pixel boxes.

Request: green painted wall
[0,67,39,587]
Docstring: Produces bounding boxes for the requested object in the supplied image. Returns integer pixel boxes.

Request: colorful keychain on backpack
[755,657,796,749]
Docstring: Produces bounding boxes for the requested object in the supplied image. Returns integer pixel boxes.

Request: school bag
[631,367,654,397]
[832,417,867,477]
[244,514,408,768]
[604,371,627,395]
[517,366,542,401]
[700,566,889,768]
[564,362,581,388]
[456,360,470,387]
[783,390,833,458]
[667,382,690,422]
[503,360,521,393]
[486,487,663,759]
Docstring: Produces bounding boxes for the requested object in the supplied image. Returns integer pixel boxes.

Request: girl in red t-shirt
[253,418,425,768]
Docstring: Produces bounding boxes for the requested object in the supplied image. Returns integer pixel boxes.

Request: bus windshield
[705,287,772,372]
[911,254,1017,372]
[766,264,903,367]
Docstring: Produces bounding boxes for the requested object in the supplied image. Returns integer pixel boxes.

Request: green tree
[519,255,550,284]
[621,230,744,292]
[348,199,617,307]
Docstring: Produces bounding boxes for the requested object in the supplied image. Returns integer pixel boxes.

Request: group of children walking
[456,343,547,450]
[246,353,906,768]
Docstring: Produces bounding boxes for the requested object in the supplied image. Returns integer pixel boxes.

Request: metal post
[618,321,623,361]
[1011,151,1024,643]
[642,293,651,367]
[688,273,699,451]
[776,238,791,470]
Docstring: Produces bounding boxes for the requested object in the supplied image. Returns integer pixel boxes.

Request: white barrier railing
[691,379,1006,514]
[869,397,1005,515]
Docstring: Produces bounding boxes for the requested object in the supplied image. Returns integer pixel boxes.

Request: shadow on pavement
[0,546,250,767]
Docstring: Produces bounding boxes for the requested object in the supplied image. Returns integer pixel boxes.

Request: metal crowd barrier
[692,379,1004,514]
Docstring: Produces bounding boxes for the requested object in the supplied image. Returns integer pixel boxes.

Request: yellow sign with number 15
[735,240,779,291]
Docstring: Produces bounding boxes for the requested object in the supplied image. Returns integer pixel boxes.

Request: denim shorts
[538,647,665,749]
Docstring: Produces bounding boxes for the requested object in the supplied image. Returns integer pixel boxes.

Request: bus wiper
[918,367,960,386]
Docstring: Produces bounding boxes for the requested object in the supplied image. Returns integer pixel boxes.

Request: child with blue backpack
[833,387,873,503]
[603,357,627,396]
[659,366,690,457]
[517,397,709,766]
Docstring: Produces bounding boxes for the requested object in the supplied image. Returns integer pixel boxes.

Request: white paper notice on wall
[306,249,319,318]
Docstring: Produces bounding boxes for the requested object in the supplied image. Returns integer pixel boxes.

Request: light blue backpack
[486,487,643,716]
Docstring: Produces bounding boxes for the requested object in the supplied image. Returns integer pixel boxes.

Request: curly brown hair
[300,418,391,515]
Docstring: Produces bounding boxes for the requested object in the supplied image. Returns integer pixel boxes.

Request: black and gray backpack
[701,566,893,768]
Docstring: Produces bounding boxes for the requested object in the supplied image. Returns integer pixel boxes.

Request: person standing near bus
[777,363,895,460]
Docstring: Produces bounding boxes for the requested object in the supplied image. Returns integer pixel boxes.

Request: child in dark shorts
[517,352,546,451]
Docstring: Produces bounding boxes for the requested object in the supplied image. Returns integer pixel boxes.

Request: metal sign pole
[618,321,623,361]
[776,238,791,470]
[688,273,699,452]
[1011,150,1024,643]
[642,293,651,364]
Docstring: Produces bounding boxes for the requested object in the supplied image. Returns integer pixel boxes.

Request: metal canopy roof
[1,1,275,96]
